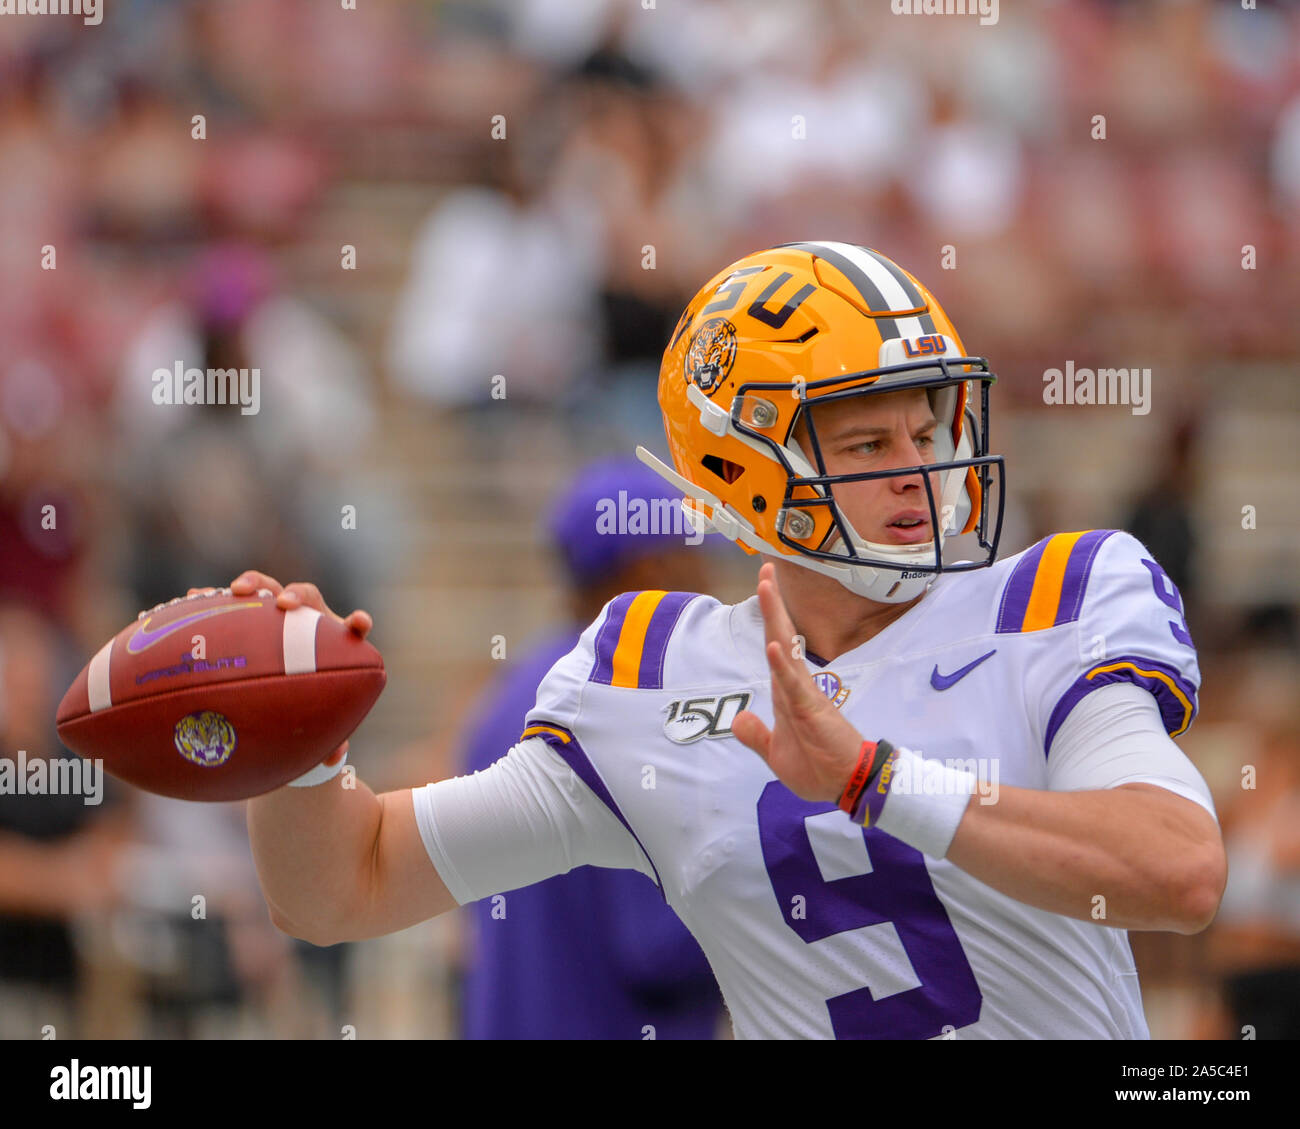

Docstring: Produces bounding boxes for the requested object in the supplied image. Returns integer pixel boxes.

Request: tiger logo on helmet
[636,240,1006,604]
[684,317,738,394]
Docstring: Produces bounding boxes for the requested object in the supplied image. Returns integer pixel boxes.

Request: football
[55,587,386,802]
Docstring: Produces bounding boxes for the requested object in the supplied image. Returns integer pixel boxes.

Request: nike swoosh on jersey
[930,649,997,691]
[126,602,264,655]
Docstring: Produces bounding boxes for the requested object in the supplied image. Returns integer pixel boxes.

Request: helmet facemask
[740,363,1005,603]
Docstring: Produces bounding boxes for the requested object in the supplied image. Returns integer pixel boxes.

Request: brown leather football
[55,587,385,801]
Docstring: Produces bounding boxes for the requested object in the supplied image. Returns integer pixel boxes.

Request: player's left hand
[731,562,866,804]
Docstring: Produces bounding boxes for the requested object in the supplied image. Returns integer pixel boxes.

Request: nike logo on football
[930,650,997,691]
[126,602,264,655]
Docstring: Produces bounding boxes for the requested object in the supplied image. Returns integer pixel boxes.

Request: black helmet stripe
[777,241,937,338]
[860,247,939,336]
[861,246,922,305]
[779,241,900,339]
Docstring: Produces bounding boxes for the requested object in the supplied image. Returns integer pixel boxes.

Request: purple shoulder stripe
[1043,653,1199,756]
[1053,529,1119,626]
[995,538,1048,633]
[526,722,667,898]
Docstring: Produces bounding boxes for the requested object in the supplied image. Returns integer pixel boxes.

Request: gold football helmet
[637,240,1004,603]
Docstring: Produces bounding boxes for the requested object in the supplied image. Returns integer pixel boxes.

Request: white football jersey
[415,529,1213,1039]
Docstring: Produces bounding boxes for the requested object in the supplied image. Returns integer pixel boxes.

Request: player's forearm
[247,775,382,945]
[945,783,1225,934]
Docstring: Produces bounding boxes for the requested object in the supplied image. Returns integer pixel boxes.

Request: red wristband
[838,740,880,814]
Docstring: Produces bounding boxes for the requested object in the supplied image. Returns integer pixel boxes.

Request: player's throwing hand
[731,563,865,804]
[226,571,374,766]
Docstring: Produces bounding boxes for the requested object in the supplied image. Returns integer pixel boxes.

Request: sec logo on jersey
[811,670,851,708]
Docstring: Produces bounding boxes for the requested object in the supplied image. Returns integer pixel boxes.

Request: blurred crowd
[1,0,1298,1038]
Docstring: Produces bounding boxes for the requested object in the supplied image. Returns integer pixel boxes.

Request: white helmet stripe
[807,241,929,341]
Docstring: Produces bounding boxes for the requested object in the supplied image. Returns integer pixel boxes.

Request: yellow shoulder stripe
[609,590,669,689]
[1021,531,1087,632]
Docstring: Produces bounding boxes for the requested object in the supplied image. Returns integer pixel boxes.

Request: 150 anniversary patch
[663,691,752,743]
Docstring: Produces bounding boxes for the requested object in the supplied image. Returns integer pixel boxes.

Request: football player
[243,241,1226,1038]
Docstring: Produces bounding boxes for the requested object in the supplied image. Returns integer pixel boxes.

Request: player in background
[0,604,132,1038]
[243,242,1228,1038]
[452,457,721,1038]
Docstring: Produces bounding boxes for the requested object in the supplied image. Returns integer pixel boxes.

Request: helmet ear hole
[702,454,745,484]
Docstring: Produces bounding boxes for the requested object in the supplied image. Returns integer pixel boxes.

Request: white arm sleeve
[410,736,656,906]
[1047,681,1217,821]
